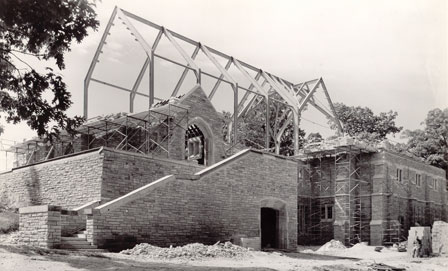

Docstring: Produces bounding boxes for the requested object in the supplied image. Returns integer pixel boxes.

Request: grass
[0,208,19,233]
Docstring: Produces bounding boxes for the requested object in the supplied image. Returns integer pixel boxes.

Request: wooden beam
[84,6,118,118]
[261,71,297,111]
[163,28,200,77]
[320,79,343,134]
[233,59,268,98]
[201,44,236,86]
[209,58,232,99]
[172,45,200,96]
[298,78,321,113]
[118,8,153,56]
[91,78,150,98]
[130,57,150,112]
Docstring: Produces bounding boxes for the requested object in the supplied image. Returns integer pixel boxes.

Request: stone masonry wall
[0,149,104,209]
[61,210,85,236]
[167,85,227,164]
[18,205,61,248]
[89,151,298,250]
[101,148,203,202]
[370,150,447,245]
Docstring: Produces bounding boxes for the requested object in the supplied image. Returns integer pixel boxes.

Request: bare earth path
[1,244,447,271]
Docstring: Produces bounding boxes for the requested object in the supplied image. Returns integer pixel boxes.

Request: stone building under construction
[1,85,446,250]
[0,7,447,251]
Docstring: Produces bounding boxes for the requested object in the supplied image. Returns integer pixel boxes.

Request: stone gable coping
[194,149,251,176]
[1,147,102,174]
[19,205,62,214]
[95,175,176,214]
[73,200,102,212]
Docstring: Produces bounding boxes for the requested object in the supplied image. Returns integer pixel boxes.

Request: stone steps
[60,230,99,250]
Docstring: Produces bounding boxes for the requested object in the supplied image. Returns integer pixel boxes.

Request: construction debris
[368,263,406,271]
[315,239,346,252]
[120,242,252,260]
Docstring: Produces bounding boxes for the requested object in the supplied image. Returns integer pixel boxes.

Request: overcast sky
[1,0,447,146]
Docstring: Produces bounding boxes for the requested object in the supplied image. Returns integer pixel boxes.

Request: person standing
[412,236,422,258]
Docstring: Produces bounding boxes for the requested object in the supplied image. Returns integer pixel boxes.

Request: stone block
[432,221,448,256]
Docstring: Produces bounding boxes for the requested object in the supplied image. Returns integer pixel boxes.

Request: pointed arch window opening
[185,124,206,165]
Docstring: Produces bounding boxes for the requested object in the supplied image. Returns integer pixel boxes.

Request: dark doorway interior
[261,207,279,249]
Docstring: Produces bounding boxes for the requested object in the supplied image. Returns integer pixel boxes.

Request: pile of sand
[316,240,347,253]
[121,242,252,260]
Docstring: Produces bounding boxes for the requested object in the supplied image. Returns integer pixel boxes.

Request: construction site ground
[1,237,447,271]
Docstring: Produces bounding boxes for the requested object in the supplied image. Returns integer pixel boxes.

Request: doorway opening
[261,207,279,249]
[185,124,206,165]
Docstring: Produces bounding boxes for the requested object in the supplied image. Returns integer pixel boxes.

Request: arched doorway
[185,117,214,166]
[185,124,206,165]
[260,198,288,249]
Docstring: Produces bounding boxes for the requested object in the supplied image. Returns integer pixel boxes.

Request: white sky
[1,0,447,145]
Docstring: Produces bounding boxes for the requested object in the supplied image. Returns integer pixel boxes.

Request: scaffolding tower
[298,136,376,246]
[334,146,364,245]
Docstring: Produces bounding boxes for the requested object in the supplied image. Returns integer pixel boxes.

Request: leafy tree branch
[0,0,99,140]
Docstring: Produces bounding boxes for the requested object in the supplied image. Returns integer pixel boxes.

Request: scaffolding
[83,6,343,156]
[298,153,334,245]
[334,146,364,245]
[1,102,189,169]
[297,136,375,245]
[381,166,402,245]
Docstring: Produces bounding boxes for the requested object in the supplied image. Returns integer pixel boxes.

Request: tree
[223,95,305,156]
[330,102,402,141]
[0,0,99,140]
[402,108,448,175]
[306,132,323,143]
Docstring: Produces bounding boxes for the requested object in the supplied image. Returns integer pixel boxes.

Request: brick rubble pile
[121,242,252,260]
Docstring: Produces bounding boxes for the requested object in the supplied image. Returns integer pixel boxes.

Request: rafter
[84,7,344,155]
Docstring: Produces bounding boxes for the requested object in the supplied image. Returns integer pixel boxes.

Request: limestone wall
[0,149,104,209]
[18,205,61,248]
[88,151,298,250]
[100,148,203,202]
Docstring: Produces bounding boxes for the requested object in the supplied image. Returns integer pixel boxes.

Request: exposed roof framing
[83,6,343,155]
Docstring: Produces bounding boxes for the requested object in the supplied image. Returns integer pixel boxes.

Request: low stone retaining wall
[19,205,62,248]
[18,205,92,249]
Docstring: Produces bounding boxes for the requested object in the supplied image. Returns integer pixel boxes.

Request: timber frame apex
[83,7,343,155]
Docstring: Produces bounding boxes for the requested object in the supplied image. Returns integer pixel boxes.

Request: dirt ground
[0,243,447,271]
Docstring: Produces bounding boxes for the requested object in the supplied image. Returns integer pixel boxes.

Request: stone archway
[260,198,288,249]
[185,117,215,166]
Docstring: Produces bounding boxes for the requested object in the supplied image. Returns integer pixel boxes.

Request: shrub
[0,208,19,234]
